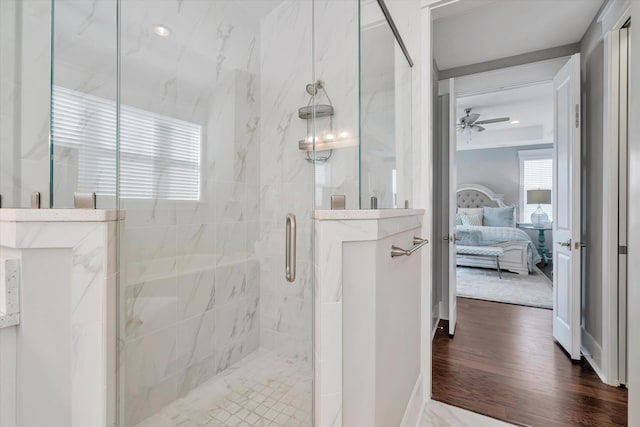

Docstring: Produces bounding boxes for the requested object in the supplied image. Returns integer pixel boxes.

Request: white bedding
[456,225,542,271]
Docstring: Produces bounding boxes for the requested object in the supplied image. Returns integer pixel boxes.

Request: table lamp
[527,189,551,227]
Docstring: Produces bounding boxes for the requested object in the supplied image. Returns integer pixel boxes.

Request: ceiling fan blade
[461,113,480,125]
[475,125,486,132]
[475,117,510,125]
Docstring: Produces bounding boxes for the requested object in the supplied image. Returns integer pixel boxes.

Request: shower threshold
[133,348,312,427]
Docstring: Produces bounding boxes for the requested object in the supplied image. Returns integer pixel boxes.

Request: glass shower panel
[50,0,118,208]
[312,0,360,210]
[0,0,52,208]
[118,1,314,426]
[359,0,413,209]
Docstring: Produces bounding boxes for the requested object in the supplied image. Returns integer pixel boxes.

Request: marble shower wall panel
[119,2,262,425]
[0,0,51,208]
[313,0,360,210]
[258,0,314,362]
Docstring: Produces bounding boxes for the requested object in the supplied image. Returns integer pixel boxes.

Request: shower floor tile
[134,349,313,427]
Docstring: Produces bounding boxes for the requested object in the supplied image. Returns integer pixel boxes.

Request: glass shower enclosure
[50,0,319,425]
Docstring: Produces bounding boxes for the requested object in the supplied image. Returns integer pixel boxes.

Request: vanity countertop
[0,208,117,222]
[313,208,425,220]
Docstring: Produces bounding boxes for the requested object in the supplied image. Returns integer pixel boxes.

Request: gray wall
[456,144,553,246]
[579,11,606,365]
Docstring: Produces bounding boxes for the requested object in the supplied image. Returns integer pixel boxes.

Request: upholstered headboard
[456,184,507,209]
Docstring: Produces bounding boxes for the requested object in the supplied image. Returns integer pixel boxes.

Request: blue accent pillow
[461,214,482,226]
[483,207,515,227]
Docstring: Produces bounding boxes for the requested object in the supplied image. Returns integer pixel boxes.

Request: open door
[448,78,457,336]
[552,53,582,360]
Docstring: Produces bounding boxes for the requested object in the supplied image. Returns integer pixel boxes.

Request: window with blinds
[51,86,201,200]
[519,149,553,223]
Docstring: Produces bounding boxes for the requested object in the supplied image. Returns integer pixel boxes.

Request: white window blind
[51,86,201,200]
[521,156,553,222]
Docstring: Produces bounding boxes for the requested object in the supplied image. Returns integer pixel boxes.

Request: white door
[552,53,582,360]
[448,78,457,336]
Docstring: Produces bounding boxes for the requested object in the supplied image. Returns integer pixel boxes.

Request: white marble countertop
[313,208,425,220]
[0,209,117,222]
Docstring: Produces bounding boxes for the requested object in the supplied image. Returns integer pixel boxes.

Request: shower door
[117,1,315,426]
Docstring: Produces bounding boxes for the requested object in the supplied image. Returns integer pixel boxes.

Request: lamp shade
[527,189,551,204]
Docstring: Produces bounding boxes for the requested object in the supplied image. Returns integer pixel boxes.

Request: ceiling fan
[457,108,510,133]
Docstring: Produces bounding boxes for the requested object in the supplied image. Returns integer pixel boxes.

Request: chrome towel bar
[391,236,429,258]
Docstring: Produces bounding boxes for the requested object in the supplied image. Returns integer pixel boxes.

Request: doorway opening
[428,1,630,425]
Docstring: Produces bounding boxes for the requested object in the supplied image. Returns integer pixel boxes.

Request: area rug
[456,266,553,309]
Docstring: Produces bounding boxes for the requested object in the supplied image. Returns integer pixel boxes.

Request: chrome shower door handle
[286,213,297,282]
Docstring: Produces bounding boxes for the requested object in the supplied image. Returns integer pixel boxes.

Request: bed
[455,184,541,275]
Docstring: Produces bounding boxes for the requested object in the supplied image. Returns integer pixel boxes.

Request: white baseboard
[431,317,441,341]
[400,373,424,427]
[581,327,606,383]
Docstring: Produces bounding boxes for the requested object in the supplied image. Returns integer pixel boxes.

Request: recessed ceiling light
[153,25,171,37]
[510,120,520,124]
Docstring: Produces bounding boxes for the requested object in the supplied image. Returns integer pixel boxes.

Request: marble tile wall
[0,0,51,208]
[256,0,313,365]
[117,2,263,425]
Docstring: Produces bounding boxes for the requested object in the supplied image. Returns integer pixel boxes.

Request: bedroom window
[51,85,201,201]
[519,149,553,224]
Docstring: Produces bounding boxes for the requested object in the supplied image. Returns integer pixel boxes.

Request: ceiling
[456,82,554,151]
[433,0,604,70]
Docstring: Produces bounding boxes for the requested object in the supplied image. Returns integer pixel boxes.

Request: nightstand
[518,224,552,264]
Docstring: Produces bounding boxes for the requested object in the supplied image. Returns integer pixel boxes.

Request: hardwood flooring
[432,298,628,427]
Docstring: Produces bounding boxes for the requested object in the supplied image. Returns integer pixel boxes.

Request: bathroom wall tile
[126,257,177,287]
[126,276,177,339]
[177,269,216,320]
[125,226,177,263]
[176,309,217,369]
[122,199,177,228]
[125,375,178,427]
[175,200,213,227]
[215,181,246,223]
[176,224,216,260]
[218,261,250,302]
[215,222,247,265]
[124,326,178,399]
[176,354,218,399]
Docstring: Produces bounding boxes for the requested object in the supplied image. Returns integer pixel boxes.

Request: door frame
[421,1,639,427]
[602,5,632,387]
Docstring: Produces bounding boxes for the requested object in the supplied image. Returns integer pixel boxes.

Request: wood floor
[432,298,628,427]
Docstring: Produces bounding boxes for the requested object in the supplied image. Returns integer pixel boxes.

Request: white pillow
[458,208,483,225]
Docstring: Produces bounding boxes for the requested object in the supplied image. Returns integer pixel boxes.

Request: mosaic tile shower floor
[134,349,312,427]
